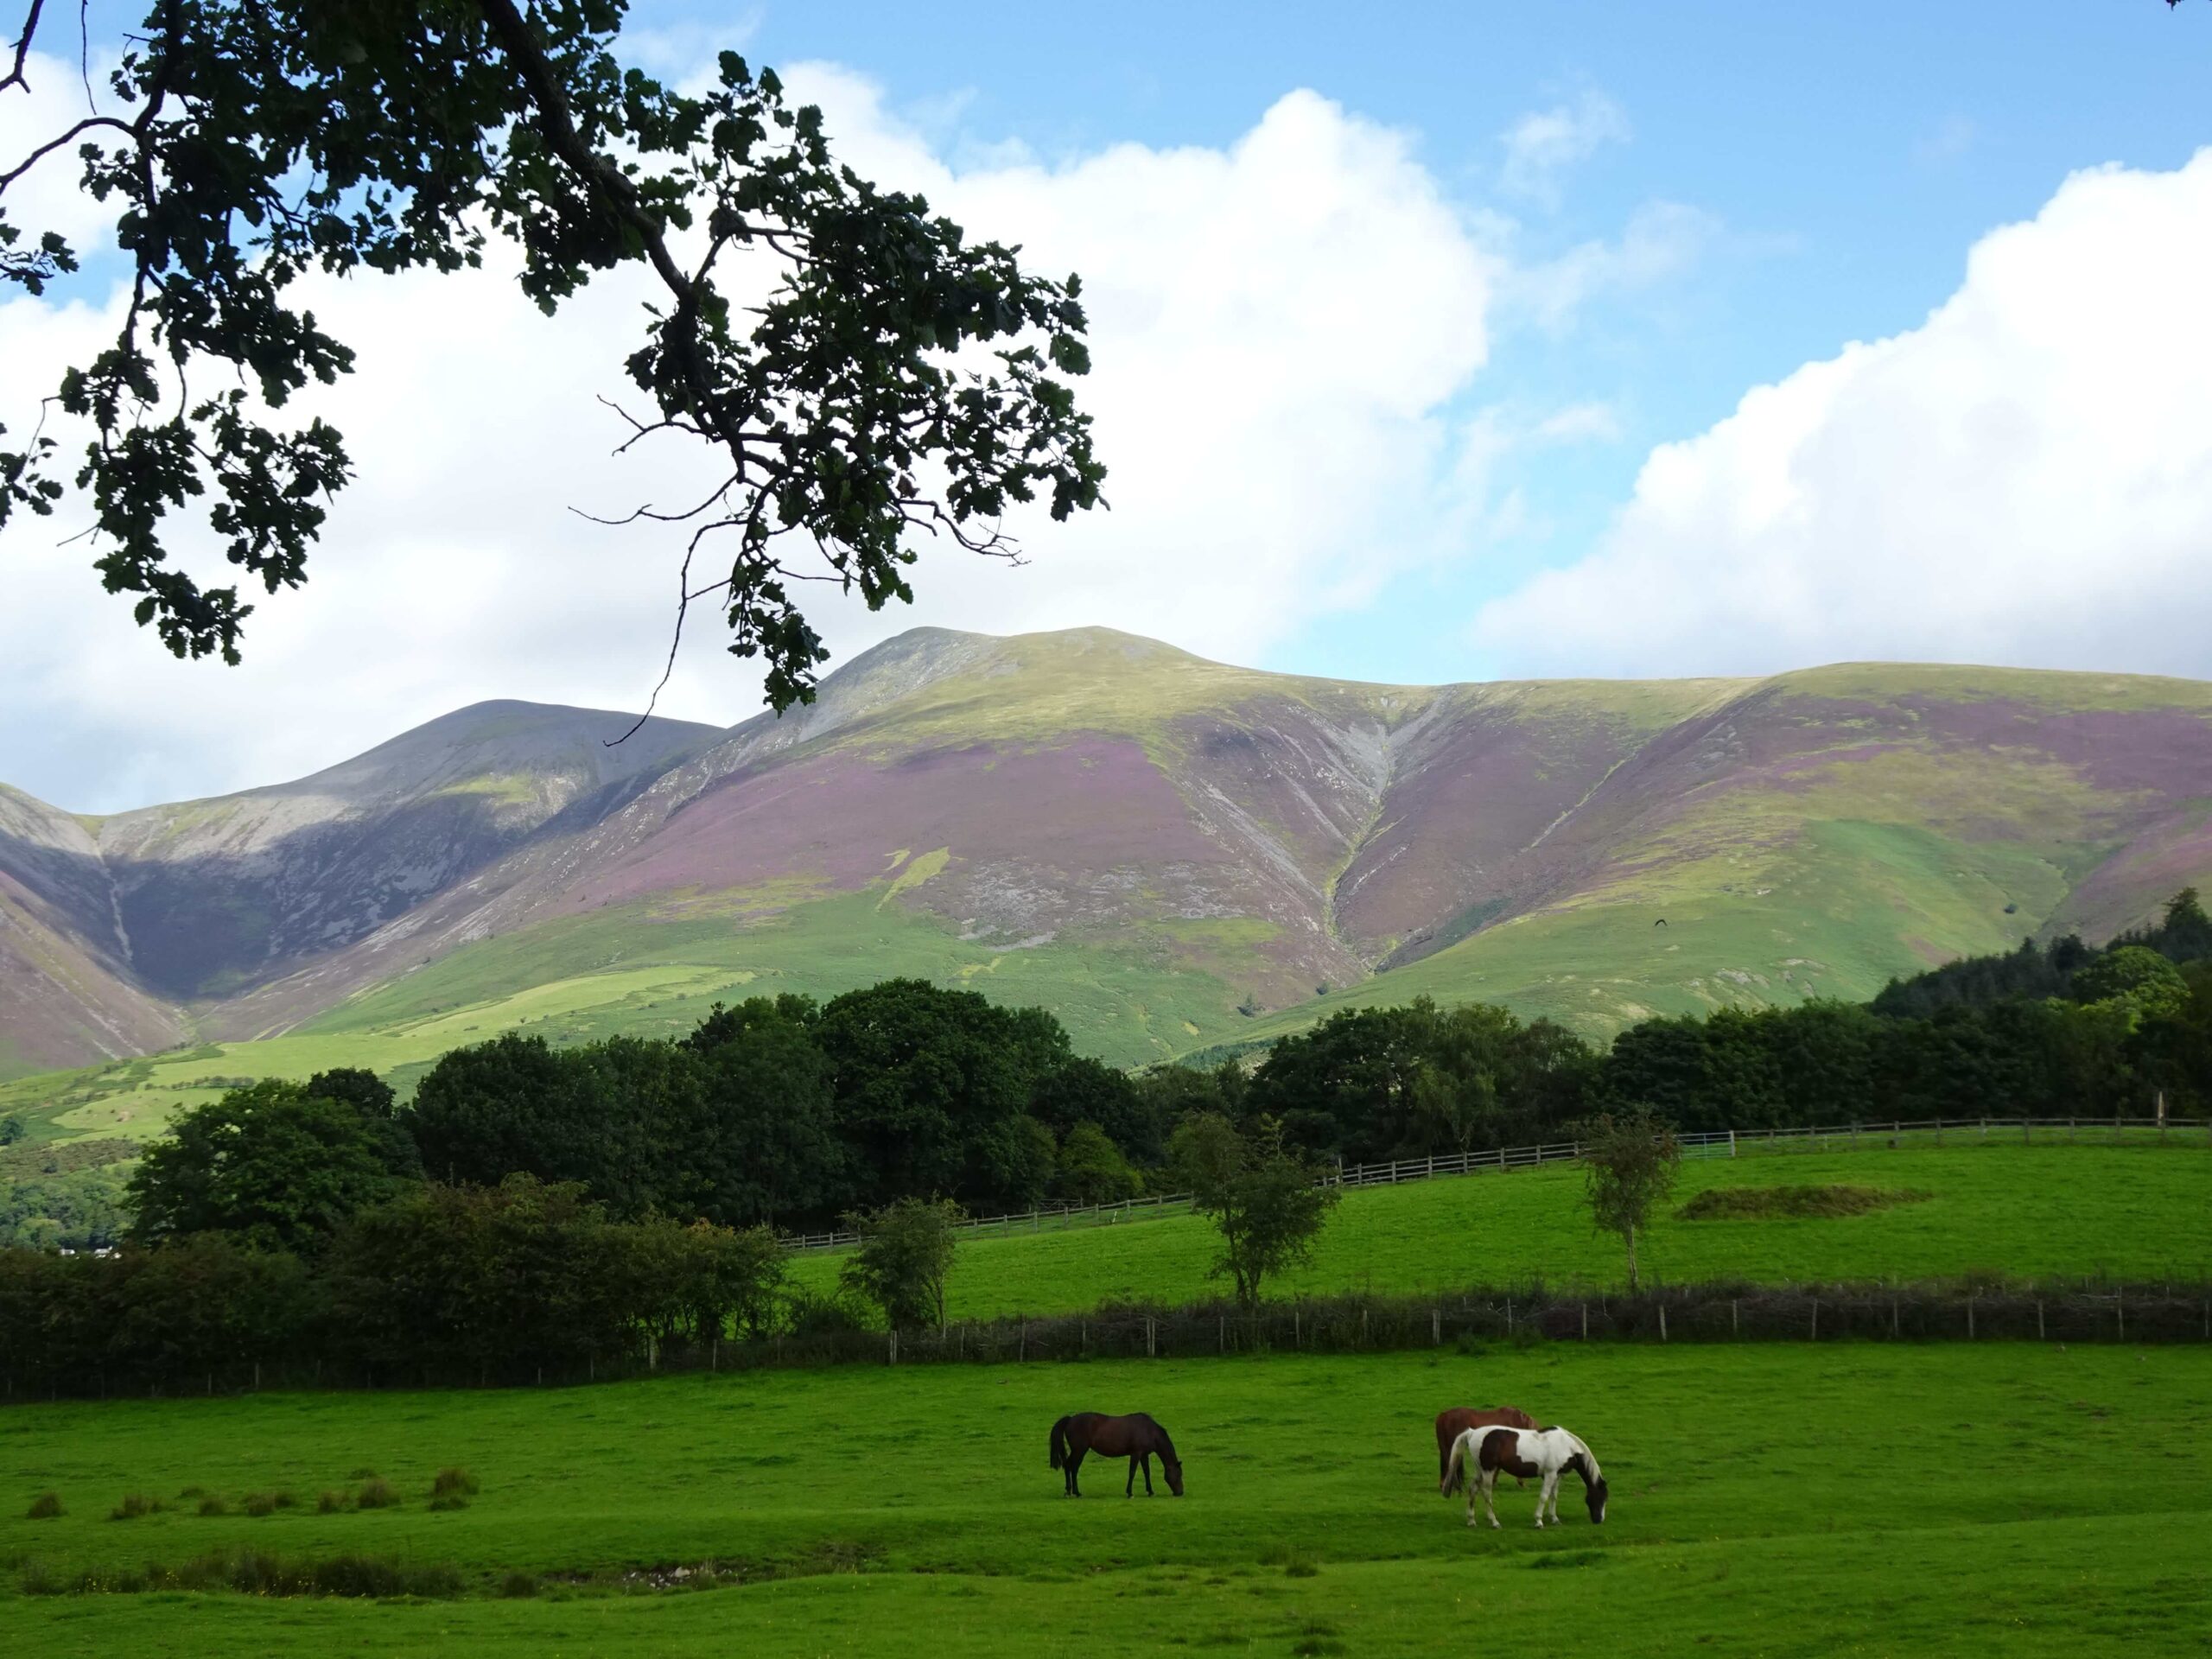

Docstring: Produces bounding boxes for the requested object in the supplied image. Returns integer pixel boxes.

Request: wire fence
[779,1114,2212,1254]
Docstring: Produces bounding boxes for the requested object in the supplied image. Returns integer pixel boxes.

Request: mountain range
[6,626,2211,1140]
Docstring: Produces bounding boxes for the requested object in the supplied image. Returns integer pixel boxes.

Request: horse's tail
[1440,1431,1465,1497]
[1050,1416,1071,1471]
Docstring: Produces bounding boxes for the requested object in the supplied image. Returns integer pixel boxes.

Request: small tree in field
[1169,1112,1338,1310]
[840,1198,962,1332]
[1580,1109,1680,1291]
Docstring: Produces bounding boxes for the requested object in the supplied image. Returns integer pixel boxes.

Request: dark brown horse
[1434,1405,1539,1487]
[1050,1412,1184,1497]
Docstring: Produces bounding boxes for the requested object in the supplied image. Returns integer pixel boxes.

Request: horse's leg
[1068,1445,1086,1497]
[1535,1471,1558,1528]
[1141,1453,1154,1496]
[1126,1454,1137,1497]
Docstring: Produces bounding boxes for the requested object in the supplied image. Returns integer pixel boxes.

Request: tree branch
[1,0,42,96]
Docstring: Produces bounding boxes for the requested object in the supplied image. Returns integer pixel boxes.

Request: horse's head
[1164,1457,1185,1497]
[1584,1472,1609,1525]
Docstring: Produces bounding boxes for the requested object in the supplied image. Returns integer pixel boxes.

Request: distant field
[791,1141,2212,1318]
[2,1345,2205,1656]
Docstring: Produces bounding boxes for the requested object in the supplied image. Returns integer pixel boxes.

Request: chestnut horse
[1049,1412,1184,1497]
[1433,1406,1539,1486]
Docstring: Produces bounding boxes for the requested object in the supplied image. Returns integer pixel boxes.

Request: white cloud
[1505,200,1719,331]
[1498,90,1630,204]
[1532,401,1624,444]
[1,67,1498,810]
[1473,151,2212,681]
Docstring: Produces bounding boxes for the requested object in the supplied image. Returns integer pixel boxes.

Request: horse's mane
[1150,1418,1179,1462]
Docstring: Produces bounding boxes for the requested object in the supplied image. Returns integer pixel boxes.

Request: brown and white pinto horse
[1442,1424,1608,1529]
[1433,1406,1539,1486]
[1050,1412,1185,1497]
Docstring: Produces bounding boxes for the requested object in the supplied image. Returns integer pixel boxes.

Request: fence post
[711,1338,719,1373]
[888,1330,898,1365]
[1967,1296,1975,1340]
[1019,1321,1026,1363]
[1147,1317,1156,1359]
[1294,1308,1300,1350]
[2023,1119,2031,1145]
[1582,1303,1590,1340]
[1729,1129,1737,1158]
[2037,1300,2044,1342]
[2117,1290,2125,1344]
[1658,1303,1668,1343]
[1810,1299,1818,1341]
[1506,1300,1513,1338]
[1218,1316,1225,1355]
[1731,1300,1738,1338]
[1433,1308,1441,1346]
[1891,1295,1899,1338]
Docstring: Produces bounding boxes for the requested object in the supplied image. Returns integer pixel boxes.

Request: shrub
[431,1467,480,1499]
[1679,1184,1930,1221]
[108,1493,163,1520]
[354,1478,398,1510]
[198,1495,230,1516]
[26,1491,63,1519]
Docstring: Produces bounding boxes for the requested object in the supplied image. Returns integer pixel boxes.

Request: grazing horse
[1433,1406,1539,1487]
[1049,1412,1184,1498]
[1442,1424,1608,1529]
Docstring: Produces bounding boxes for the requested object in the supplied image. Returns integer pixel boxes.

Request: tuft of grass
[242,1492,278,1517]
[1258,1541,1318,1577]
[499,1571,538,1599]
[315,1490,346,1515]
[26,1491,64,1520]
[346,1466,379,1480]
[1679,1184,1932,1222]
[197,1495,230,1517]
[426,1495,470,1512]
[176,1485,207,1500]
[107,1493,164,1521]
[354,1478,399,1510]
[431,1467,480,1499]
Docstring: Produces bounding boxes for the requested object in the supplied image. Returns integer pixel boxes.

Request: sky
[4,2,2212,810]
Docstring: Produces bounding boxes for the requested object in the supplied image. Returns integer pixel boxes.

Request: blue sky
[709,0,2212,685]
[4,2,2212,807]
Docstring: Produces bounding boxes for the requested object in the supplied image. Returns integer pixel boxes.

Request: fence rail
[780,1113,2211,1254]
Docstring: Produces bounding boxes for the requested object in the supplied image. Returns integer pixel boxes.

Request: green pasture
[792,1142,2212,1319]
[2,1344,2206,1655]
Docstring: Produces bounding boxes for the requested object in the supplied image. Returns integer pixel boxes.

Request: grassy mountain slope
[4,631,2212,1134]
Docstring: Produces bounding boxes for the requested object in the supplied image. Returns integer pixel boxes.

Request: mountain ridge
[4,628,2210,1111]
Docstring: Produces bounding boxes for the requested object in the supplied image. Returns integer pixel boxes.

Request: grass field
[790,1141,2212,1319]
[2,1344,2206,1655]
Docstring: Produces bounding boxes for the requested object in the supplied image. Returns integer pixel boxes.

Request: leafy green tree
[1248,1001,1440,1161]
[2072,944,2190,1020]
[1031,1054,1162,1163]
[814,980,1067,1209]
[1054,1121,1142,1205]
[1579,1109,1679,1291]
[128,1079,416,1253]
[1168,1112,1338,1309]
[687,1004,845,1227]
[0,2,1101,707]
[839,1197,961,1332]
[0,1112,24,1147]
[406,1031,608,1189]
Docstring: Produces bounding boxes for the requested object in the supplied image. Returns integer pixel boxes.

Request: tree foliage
[1168,1111,1338,1309]
[1578,1108,1679,1291]
[0,1,1102,709]
[838,1195,960,1332]
[127,1078,417,1253]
